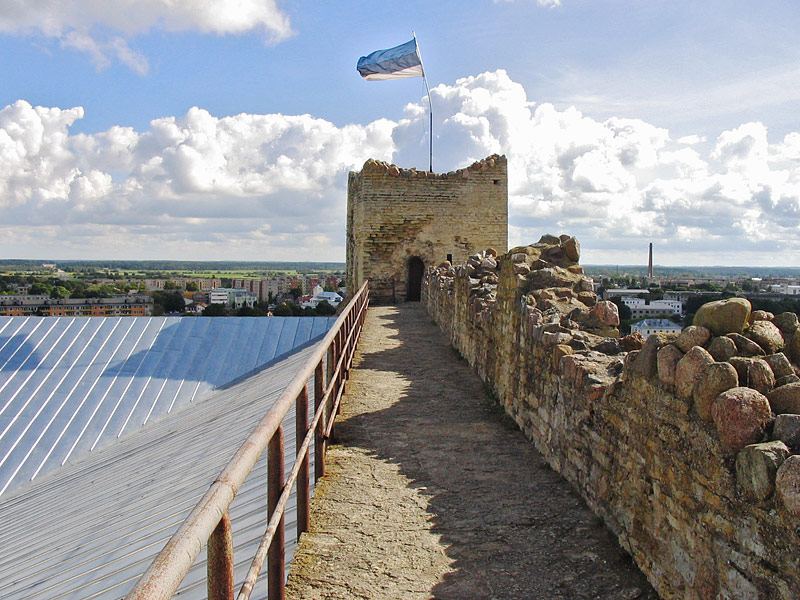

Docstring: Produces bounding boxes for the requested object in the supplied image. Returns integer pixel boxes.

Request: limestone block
[735,441,789,502]
[693,297,751,336]
[694,362,739,422]
[712,387,772,452]
[708,336,737,362]
[767,382,800,415]
[775,455,800,516]
[577,291,596,307]
[675,346,714,398]
[552,344,574,369]
[657,344,684,386]
[728,357,774,395]
[773,414,800,449]
[675,325,711,353]
[746,320,785,354]
[619,332,644,351]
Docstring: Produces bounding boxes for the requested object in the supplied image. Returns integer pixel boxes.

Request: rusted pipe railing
[125,282,369,600]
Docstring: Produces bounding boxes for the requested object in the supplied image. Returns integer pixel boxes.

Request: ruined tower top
[346,154,508,304]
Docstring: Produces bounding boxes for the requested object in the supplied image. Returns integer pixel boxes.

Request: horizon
[2,2,800,266]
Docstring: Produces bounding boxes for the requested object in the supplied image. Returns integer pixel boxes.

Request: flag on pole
[356,39,423,80]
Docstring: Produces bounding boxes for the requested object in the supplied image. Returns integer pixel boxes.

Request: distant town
[2,260,800,333]
[0,260,346,318]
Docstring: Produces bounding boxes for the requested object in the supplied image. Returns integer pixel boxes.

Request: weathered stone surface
[773,414,800,449]
[749,310,773,322]
[694,362,739,422]
[693,297,751,336]
[528,266,582,290]
[773,311,799,336]
[582,301,620,327]
[767,382,800,415]
[481,256,498,269]
[577,291,596,307]
[787,329,800,365]
[726,333,766,357]
[776,374,800,387]
[765,352,795,379]
[707,335,738,362]
[736,441,790,502]
[425,240,800,598]
[538,233,561,245]
[553,344,574,369]
[675,346,714,398]
[562,236,580,262]
[746,320,785,354]
[775,455,800,516]
[633,332,678,378]
[728,357,775,395]
[620,332,645,351]
[712,387,772,452]
[674,325,711,353]
[657,344,684,386]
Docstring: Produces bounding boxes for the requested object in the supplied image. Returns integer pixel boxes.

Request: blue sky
[1,0,800,266]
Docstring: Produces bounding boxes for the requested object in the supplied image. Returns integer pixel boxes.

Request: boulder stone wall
[423,236,800,600]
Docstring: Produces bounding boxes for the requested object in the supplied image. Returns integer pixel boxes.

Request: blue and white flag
[357,39,423,81]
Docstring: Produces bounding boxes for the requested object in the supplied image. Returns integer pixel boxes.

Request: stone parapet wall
[347,155,507,304]
[423,236,800,599]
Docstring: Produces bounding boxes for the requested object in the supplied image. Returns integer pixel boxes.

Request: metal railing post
[314,360,325,480]
[268,427,285,600]
[296,386,309,538]
[207,512,234,600]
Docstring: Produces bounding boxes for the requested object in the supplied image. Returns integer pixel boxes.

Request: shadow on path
[289,303,658,599]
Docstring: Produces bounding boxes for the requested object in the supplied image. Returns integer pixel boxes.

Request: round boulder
[776,455,800,517]
[767,382,800,415]
[708,336,738,362]
[773,312,799,336]
[693,298,751,336]
[746,320,785,354]
[694,362,739,422]
[657,344,684,386]
[727,357,774,396]
[736,441,790,502]
[675,325,711,353]
[749,310,774,322]
[712,387,772,452]
[675,346,714,399]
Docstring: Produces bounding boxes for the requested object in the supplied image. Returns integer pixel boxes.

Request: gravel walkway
[285,303,657,599]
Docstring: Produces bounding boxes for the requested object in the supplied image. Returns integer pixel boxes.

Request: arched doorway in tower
[406,256,424,301]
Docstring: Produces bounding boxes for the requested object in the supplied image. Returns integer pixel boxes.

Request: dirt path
[285,303,657,599]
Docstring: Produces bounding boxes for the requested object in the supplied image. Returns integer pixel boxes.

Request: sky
[1,1,800,267]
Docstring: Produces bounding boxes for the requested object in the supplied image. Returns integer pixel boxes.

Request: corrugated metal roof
[0,341,323,600]
[0,316,335,496]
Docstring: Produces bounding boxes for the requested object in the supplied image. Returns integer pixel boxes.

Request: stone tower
[347,154,508,304]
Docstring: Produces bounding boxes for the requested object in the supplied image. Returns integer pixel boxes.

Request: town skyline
[1,1,799,266]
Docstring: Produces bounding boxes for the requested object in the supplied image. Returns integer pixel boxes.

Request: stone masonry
[424,236,800,599]
[346,155,507,304]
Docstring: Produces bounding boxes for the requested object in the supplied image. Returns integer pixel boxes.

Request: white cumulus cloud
[3,69,800,265]
[0,0,292,73]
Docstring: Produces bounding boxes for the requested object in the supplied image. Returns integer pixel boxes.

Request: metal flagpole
[413,31,433,173]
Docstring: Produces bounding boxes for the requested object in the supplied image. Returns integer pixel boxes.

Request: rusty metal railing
[125,282,370,600]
